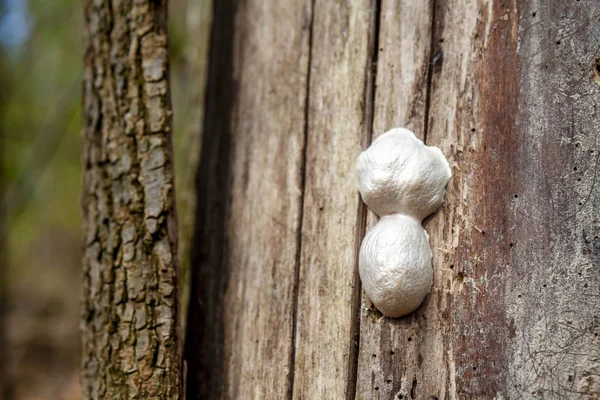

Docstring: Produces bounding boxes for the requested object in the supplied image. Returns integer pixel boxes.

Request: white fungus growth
[357,128,451,317]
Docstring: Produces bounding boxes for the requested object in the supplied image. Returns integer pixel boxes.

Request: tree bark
[81,1,181,398]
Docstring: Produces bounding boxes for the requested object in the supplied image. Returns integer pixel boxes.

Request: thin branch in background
[0,42,13,400]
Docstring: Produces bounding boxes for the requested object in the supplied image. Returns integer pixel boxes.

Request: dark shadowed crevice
[346,1,382,399]
[365,0,382,144]
[287,0,315,398]
[183,0,238,397]
[423,0,438,144]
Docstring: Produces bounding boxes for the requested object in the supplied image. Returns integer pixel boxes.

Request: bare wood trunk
[185,0,600,398]
[184,0,312,397]
[358,1,600,398]
[81,1,181,398]
[292,1,377,398]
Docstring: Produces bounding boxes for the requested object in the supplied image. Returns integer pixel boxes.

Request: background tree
[81,0,181,398]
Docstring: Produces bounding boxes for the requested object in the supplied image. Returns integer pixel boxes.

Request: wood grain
[186,0,600,398]
[357,0,600,398]
[184,0,312,398]
[290,1,378,399]
[355,1,436,399]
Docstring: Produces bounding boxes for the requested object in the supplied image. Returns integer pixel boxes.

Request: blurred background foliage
[0,0,211,398]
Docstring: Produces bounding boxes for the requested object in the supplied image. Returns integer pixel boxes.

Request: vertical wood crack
[346,1,382,399]
[423,0,438,145]
[288,0,315,397]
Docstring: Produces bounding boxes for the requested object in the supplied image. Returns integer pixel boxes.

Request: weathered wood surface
[186,0,600,398]
[356,1,436,399]
[81,0,181,398]
[291,1,377,399]
[184,0,311,398]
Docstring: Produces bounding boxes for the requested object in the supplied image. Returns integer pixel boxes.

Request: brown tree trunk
[81,1,181,398]
[184,0,600,399]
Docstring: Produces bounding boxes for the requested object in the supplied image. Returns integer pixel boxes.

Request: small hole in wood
[449,264,455,269]
[576,143,580,147]
[407,337,412,342]
[375,387,379,391]
[372,354,376,358]
[471,128,476,133]
[509,243,514,247]
[555,40,561,45]
[390,350,395,355]
[532,12,537,17]
[574,166,578,171]
[514,194,519,198]
[386,380,392,384]
[473,366,477,371]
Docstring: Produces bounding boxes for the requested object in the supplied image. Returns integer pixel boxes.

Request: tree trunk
[81,1,181,398]
[184,0,600,398]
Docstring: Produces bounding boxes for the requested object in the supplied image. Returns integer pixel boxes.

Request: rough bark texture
[81,1,181,398]
[186,0,600,399]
